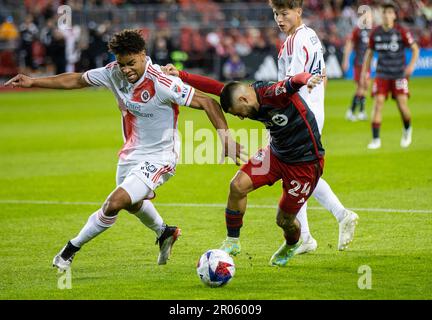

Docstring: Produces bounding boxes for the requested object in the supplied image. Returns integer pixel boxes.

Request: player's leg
[269,208,302,267]
[270,158,324,265]
[220,147,279,256]
[220,170,255,256]
[368,88,386,149]
[294,202,317,254]
[53,185,140,271]
[395,94,412,148]
[357,76,370,121]
[393,78,412,148]
[311,178,359,251]
[119,163,180,265]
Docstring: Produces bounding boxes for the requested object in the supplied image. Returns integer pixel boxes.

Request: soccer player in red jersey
[361,1,419,149]
[342,9,373,121]
[164,65,325,266]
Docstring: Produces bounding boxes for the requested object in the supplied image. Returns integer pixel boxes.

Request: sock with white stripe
[312,178,346,223]
[134,200,165,238]
[70,209,117,248]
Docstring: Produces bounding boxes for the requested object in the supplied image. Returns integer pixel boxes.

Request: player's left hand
[307,74,325,93]
[220,139,248,166]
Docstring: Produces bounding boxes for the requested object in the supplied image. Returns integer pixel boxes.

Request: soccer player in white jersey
[270,0,359,253]
[5,29,244,271]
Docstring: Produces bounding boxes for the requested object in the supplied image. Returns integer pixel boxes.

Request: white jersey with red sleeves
[82,57,195,165]
[278,24,325,133]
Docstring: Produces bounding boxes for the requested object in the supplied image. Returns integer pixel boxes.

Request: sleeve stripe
[83,72,98,86]
[185,87,195,106]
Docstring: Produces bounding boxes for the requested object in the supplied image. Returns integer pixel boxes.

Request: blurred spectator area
[0,0,431,80]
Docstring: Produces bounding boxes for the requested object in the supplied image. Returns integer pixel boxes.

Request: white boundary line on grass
[0,199,431,214]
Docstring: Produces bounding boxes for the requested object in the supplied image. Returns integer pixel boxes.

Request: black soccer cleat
[155,225,181,265]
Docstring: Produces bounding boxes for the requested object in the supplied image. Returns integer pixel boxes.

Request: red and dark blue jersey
[177,70,324,163]
[369,25,416,79]
[251,79,324,163]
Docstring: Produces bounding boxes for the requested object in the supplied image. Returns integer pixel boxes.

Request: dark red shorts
[354,65,370,84]
[240,146,324,215]
[372,78,410,99]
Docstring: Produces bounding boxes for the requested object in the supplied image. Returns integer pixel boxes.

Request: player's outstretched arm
[4,73,90,90]
[360,49,373,87]
[162,64,224,96]
[189,91,247,165]
[405,43,420,77]
[286,72,323,94]
[342,39,353,73]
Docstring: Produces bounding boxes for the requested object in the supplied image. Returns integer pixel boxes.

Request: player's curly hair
[108,29,146,56]
[268,0,303,10]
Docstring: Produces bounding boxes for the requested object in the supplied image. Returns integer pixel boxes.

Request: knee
[230,177,249,198]
[276,212,296,229]
[102,197,127,215]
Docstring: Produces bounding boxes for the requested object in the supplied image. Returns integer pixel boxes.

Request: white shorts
[116,160,175,204]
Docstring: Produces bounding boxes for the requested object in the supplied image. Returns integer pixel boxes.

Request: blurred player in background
[342,9,373,122]
[163,64,325,266]
[361,1,419,150]
[270,0,358,254]
[5,29,243,271]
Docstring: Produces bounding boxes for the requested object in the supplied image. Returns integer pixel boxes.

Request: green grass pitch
[0,78,431,300]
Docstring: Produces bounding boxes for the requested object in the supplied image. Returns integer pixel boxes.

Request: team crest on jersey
[141,90,151,103]
[272,114,289,126]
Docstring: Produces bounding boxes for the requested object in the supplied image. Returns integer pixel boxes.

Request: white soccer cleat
[52,241,79,272]
[338,210,359,250]
[357,112,368,121]
[400,127,412,148]
[367,138,381,150]
[345,109,357,122]
[52,254,72,272]
[294,236,317,255]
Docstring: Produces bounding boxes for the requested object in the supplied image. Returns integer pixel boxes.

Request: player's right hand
[4,74,33,88]
[161,64,179,77]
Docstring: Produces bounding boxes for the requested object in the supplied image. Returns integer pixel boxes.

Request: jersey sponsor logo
[272,114,289,126]
[125,100,154,118]
[141,90,151,103]
[375,42,399,52]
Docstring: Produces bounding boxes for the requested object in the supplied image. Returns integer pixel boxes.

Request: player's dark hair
[108,29,146,56]
[269,0,303,10]
[220,82,242,113]
[381,0,398,12]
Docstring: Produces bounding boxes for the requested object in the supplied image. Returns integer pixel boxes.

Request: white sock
[297,203,312,241]
[70,209,117,248]
[134,200,165,237]
[312,178,346,223]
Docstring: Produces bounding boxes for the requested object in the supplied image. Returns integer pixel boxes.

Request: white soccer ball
[196,249,235,287]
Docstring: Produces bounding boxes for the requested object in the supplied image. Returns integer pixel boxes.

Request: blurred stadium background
[0,0,431,83]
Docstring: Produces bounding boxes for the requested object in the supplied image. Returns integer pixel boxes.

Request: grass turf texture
[0,78,431,300]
